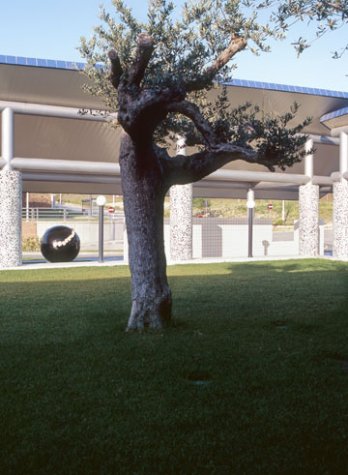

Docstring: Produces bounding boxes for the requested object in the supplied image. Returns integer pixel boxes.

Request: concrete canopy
[1,55,348,199]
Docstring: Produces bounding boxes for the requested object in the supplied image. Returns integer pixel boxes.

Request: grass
[0,259,347,475]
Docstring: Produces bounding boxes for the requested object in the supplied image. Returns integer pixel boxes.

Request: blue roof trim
[0,54,85,71]
[1,55,348,100]
[223,79,348,100]
[320,106,348,123]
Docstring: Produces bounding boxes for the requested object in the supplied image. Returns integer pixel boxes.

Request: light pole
[26,192,30,222]
[247,189,255,258]
[96,195,106,263]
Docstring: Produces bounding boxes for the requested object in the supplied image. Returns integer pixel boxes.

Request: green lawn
[0,260,347,475]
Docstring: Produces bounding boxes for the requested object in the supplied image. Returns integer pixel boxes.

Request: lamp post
[26,192,30,222]
[96,195,106,263]
[247,189,255,258]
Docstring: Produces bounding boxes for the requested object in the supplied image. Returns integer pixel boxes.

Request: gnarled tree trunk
[105,32,287,332]
[120,133,172,331]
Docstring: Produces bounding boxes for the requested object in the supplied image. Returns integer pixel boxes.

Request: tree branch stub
[128,33,155,87]
[185,35,247,92]
[108,50,123,89]
[206,35,247,78]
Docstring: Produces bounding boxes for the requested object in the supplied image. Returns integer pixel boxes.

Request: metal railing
[22,207,125,222]
[23,207,85,221]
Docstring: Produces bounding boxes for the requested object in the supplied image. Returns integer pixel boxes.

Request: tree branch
[165,100,217,147]
[108,50,123,89]
[127,33,155,86]
[138,87,186,112]
[164,143,257,186]
[117,87,186,136]
[326,1,347,14]
[206,35,248,78]
[185,35,247,92]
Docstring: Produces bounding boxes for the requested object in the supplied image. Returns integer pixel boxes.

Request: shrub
[22,236,41,252]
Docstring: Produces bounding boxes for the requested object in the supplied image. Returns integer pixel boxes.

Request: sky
[1,0,347,92]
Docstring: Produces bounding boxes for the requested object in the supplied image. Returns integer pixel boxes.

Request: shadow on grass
[0,259,347,475]
[0,259,347,337]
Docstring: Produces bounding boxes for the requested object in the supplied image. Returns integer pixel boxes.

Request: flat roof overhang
[320,106,348,136]
[1,56,348,199]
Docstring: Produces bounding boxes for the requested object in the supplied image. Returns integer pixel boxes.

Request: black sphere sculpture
[40,225,80,263]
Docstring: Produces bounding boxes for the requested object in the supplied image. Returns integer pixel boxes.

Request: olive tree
[79,0,341,331]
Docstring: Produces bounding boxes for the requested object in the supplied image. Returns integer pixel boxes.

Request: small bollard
[262,240,270,256]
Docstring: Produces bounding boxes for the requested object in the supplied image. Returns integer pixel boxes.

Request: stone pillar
[0,169,23,267]
[299,183,319,256]
[170,137,193,261]
[333,180,348,259]
[333,132,348,260]
[298,138,319,257]
[170,184,193,261]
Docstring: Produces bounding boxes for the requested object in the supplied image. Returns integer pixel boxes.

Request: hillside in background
[24,193,333,225]
[193,195,333,225]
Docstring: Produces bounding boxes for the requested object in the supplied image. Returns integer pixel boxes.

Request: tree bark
[120,133,172,331]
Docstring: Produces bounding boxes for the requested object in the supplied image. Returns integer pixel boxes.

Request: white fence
[125,218,325,261]
[35,217,325,260]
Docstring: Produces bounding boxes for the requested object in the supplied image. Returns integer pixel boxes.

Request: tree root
[126,293,172,332]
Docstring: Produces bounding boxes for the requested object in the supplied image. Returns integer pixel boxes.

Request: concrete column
[0,169,23,267]
[170,137,193,261]
[299,184,319,256]
[333,181,348,259]
[304,138,314,178]
[299,140,319,256]
[333,132,348,259]
[1,107,22,267]
[2,107,14,170]
[339,131,348,175]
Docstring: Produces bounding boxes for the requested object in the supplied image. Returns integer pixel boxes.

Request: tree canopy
[79,1,347,173]
[80,0,324,173]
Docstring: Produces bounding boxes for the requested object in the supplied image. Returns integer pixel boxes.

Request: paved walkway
[13,256,124,271]
[1,254,340,272]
